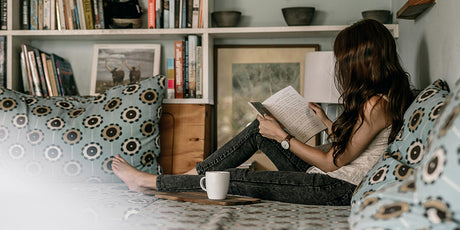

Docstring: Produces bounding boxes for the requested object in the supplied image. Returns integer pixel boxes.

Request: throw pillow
[0,75,166,182]
[351,79,450,208]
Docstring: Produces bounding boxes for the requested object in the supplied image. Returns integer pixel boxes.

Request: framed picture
[215,44,319,147]
[90,44,161,95]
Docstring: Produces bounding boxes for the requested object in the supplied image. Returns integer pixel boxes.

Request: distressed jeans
[156,120,356,205]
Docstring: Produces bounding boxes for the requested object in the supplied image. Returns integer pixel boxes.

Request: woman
[113,19,414,205]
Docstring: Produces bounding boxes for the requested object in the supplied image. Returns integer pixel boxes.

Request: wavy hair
[330,19,414,166]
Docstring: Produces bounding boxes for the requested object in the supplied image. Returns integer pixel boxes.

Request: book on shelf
[0,0,7,30]
[174,0,180,28]
[27,50,44,96]
[41,52,59,96]
[169,0,175,28]
[183,37,189,98]
[248,86,327,143]
[21,0,30,30]
[148,0,155,29]
[30,0,39,30]
[96,0,105,29]
[43,0,52,30]
[32,48,52,96]
[20,52,31,94]
[82,0,94,29]
[191,0,200,28]
[195,45,202,98]
[155,0,163,29]
[52,53,78,96]
[186,0,192,28]
[163,0,170,28]
[174,40,184,98]
[187,35,197,98]
[166,57,175,99]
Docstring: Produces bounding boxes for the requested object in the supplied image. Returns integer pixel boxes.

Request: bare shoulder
[362,95,391,127]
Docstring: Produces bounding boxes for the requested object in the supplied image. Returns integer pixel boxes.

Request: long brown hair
[331,19,414,166]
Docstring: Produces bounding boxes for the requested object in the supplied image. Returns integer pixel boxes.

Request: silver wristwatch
[281,134,294,150]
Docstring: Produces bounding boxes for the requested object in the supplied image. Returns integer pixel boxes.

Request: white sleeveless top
[306,124,391,185]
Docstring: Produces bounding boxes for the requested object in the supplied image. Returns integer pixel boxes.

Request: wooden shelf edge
[397,0,436,20]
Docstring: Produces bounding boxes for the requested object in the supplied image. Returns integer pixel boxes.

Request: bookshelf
[1,0,399,105]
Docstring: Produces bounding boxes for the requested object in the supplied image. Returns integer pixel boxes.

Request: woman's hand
[256,115,287,143]
[308,102,333,134]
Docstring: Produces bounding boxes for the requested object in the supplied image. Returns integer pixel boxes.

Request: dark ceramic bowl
[282,7,315,26]
[211,11,242,27]
[361,10,392,24]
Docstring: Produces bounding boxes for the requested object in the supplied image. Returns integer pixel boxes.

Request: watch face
[281,140,289,149]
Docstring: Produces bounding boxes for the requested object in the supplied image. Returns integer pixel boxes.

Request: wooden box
[158,104,212,174]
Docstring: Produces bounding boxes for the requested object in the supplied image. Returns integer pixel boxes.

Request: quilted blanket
[2,182,350,230]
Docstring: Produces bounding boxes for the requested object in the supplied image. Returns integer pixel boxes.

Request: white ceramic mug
[199,171,230,200]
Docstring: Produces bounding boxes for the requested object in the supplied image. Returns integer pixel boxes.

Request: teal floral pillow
[0,75,166,182]
[351,79,450,209]
[349,80,459,229]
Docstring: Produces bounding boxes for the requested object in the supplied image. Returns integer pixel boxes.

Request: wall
[392,0,460,88]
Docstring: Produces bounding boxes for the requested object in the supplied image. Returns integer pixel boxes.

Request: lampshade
[303,51,341,104]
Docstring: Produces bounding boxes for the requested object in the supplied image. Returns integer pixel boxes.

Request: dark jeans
[156,120,356,205]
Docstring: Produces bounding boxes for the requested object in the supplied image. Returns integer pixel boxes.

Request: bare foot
[184,167,198,175]
[112,154,157,192]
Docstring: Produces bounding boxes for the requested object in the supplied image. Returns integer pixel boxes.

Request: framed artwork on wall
[90,44,161,95]
[214,44,319,148]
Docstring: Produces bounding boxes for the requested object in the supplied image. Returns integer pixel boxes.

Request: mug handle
[199,177,207,191]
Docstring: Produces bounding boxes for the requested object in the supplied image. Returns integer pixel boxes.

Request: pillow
[351,79,450,208]
[349,80,459,229]
[0,75,166,182]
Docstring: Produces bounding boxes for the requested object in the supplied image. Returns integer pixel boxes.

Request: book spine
[0,0,7,30]
[33,48,50,96]
[97,0,104,29]
[198,0,203,28]
[20,52,31,94]
[30,0,39,30]
[50,0,55,29]
[147,0,155,29]
[38,0,44,30]
[82,0,94,29]
[166,58,175,99]
[27,50,43,96]
[183,38,189,98]
[191,0,199,28]
[92,0,99,29]
[180,0,186,28]
[163,0,169,29]
[21,44,34,94]
[46,58,59,96]
[43,0,51,30]
[174,0,179,28]
[196,45,202,98]
[169,0,174,28]
[40,52,54,96]
[186,0,192,28]
[174,41,183,98]
[22,0,30,30]
[188,35,197,98]
[50,54,64,95]
[64,0,74,30]
[76,0,86,30]
[155,0,163,29]
[56,0,66,30]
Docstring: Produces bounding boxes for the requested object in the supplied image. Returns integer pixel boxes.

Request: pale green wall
[392,0,460,88]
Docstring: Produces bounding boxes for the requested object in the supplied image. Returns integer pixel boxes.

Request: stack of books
[22,0,105,30]
[148,0,202,29]
[167,35,202,99]
[20,44,78,97]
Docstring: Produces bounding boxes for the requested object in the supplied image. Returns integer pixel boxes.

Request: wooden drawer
[158,104,211,174]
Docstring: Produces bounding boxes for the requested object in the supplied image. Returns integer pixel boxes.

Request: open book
[248,86,327,143]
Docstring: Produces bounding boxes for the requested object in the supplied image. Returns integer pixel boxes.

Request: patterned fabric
[349,79,460,229]
[0,76,165,182]
[351,79,450,209]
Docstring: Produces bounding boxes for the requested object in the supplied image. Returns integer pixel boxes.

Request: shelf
[163,98,213,104]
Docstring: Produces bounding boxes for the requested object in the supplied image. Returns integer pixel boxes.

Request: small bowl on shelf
[211,11,242,27]
[361,10,392,24]
[282,7,315,26]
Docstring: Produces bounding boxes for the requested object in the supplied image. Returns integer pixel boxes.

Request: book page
[262,86,326,143]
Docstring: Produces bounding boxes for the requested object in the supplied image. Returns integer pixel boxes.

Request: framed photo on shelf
[90,44,161,95]
[215,44,319,147]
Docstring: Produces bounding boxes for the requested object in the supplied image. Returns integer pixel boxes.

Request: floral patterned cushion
[349,79,460,229]
[351,79,450,208]
[0,75,165,182]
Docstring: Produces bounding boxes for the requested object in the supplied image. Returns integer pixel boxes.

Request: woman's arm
[308,102,333,135]
[258,96,390,172]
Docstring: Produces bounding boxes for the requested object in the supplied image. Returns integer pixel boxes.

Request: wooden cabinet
[159,104,212,174]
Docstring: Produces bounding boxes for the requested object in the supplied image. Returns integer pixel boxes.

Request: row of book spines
[20,44,73,97]
[23,0,105,31]
[148,0,203,29]
[168,35,203,99]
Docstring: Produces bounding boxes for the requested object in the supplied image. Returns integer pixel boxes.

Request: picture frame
[90,44,161,95]
[215,44,319,147]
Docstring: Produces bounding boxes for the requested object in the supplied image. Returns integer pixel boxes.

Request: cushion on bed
[349,80,460,229]
[0,75,166,182]
[351,79,450,208]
